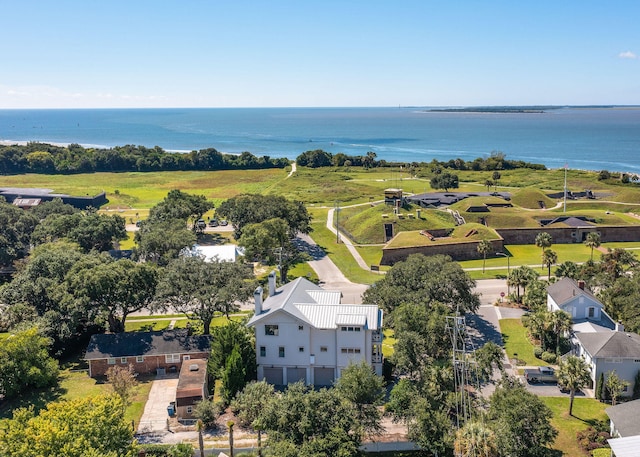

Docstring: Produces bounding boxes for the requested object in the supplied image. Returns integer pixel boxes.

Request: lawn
[498,318,546,366]
[0,368,152,428]
[382,329,397,357]
[124,314,248,332]
[541,397,609,456]
[308,208,381,285]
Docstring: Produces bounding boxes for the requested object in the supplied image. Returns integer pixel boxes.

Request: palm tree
[535,232,553,268]
[485,179,494,192]
[605,370,629,406]
[526,310,549,350]
[584,232,601,261]
[542,248,558,280]
[492,171,501,191]
[477,239,492,273]
[557,356,591,416]
[508,265,537,303]
[548,310,572,355]
[196,419,205,457]
[454,420,499,457]
[555,261,579,280]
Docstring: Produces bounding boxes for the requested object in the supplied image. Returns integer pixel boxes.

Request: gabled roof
[575,331,640,358]
[247,276,382,330]
[606,399,640,437]
[547,277,599,306]
[85,330,211,360]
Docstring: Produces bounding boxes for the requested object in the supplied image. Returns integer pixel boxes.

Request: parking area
[137,376,179,433]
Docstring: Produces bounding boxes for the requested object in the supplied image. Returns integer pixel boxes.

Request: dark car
[208,219,218,227]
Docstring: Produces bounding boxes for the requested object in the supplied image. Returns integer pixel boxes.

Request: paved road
[296,233,369,303]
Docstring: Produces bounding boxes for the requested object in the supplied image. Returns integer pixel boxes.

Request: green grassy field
[542,397,609,456]
[499,318,546,366]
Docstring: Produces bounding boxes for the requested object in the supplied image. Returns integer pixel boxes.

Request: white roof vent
[189,364,199,371]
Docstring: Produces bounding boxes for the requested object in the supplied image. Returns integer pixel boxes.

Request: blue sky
[1,1,638,108]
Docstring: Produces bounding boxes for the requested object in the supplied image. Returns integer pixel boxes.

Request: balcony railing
[371,354,382,364]
[371,333,382,342]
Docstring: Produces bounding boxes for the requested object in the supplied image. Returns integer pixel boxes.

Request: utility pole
[335,200,340,243]
[564,163,568,213]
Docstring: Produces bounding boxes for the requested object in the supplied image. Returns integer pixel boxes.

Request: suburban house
[175,358,208,419]
[182,244,244,263]
[84,330,210,378]
[247,272,383,387]
[606,399,640,457]
[548,278,640,393]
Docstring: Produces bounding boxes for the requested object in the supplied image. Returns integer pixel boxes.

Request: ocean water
[1,107,639,172]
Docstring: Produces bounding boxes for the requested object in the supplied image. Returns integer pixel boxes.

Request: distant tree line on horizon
[296,148,547,171]
[0,142,290,174]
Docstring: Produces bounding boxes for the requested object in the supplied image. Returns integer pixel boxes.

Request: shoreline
[0,139,637,176]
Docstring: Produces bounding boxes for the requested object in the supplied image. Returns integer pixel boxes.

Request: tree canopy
[156,256,255,334]
[430,172,459,192]
[216,194,311,239]
[0,197,40,266]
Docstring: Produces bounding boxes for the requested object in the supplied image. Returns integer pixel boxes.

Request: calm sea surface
[1,107,639,172]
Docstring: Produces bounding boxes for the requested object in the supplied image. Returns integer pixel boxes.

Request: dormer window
[588,307,595,318]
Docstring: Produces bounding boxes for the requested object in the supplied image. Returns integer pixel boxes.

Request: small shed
[176,359,208,419]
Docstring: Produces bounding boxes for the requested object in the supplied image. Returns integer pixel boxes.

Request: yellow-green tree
[0,395,136,457]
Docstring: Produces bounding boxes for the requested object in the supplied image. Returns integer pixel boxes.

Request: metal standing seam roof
[247,276,382,330]
[307,290,342,305]
[295,304,381,330]
[608,435,640,457]
[606,399,640,438]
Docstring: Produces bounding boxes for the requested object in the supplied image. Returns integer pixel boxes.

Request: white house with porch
[247,272,383,387]
[548,277,640,393]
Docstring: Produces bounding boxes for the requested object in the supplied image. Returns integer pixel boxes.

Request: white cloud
[618,51,637,59]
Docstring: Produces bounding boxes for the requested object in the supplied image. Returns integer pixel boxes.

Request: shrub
[139,443,194,457]
[534,347,543,359]
[193,399,222,428]
[541,352,557,364]
[576,426,610,453]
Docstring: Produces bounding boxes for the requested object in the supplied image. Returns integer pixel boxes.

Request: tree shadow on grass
[0,381,66,420]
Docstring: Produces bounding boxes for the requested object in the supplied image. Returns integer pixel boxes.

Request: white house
[182,244,244,263]
[247,272,383,387]
[548,278,640,393]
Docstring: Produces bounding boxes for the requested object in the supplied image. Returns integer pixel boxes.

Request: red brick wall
[88,352,209,378]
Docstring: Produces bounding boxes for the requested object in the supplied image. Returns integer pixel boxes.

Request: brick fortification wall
[497,226,640,244]
[1,191,107,209]
[380,225,640,266]
[381,239,504,265]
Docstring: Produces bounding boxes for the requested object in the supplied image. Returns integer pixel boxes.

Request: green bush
[534,347,543,359]
[541,351,557,364]
[139,443,194,457]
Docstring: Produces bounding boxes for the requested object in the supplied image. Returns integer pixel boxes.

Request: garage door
[287,367,306,384]
[314,367,335,386]
[263,367,283,386]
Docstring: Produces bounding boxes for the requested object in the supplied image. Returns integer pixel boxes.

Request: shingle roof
[606,399,640,437]
[247,277,382,330]
[85,330,211,360]
[608,436,640,457]
[547,277,598,306]
[575,331,640,358]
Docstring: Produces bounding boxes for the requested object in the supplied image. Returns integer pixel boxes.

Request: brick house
[85,330,210,378]
[176,358,208,419]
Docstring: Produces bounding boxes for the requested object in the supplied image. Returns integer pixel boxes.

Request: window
[136,356,144,363]
[279,346,285,358]
[108,358,116,365]
[299,347,304,353]
[186,406,193,414]
[341,326,361,332]
[588,307,595,318]
[120,357,127,364]
[165,354,180,363]
[298,325,304,331]
[260,346,266,357]
[320,346,328,352]
[183,355,190,361]
[265,325,279,336]
[341,348,361,354]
